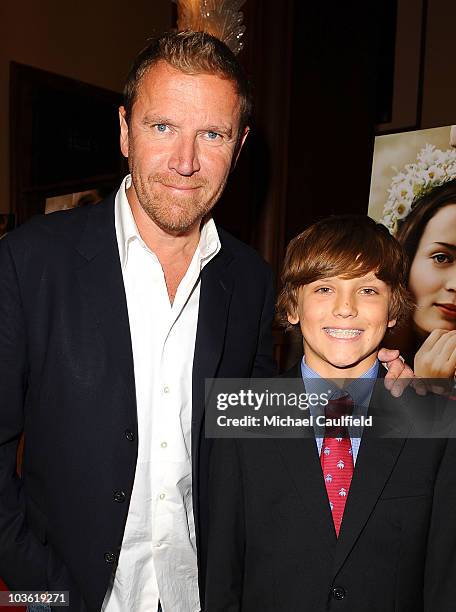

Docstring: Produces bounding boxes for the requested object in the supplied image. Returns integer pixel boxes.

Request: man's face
[119,60,248,234]
[288,273,396,379]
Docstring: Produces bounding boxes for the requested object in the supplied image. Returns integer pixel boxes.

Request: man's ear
[387,318,397,329]
[119,106,129,158]
[231,126,250,171]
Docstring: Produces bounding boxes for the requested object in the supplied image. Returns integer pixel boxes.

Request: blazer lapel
[75,195,137,419]
[275,438,338,558]
[333,378,410,576]
[274,363,337,559]
[191,244,234,458]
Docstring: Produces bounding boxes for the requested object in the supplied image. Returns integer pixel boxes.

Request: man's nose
[168,134,201,176]
[332,294,357,318]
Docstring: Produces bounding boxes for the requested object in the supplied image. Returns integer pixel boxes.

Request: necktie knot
[325,394,354,418]
[325,394,353,438]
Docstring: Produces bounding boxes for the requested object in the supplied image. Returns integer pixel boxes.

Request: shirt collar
[300,355,379,408]
[115,175,139,270]
[115,174,221,271]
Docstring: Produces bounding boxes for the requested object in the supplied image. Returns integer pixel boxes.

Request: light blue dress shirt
[300,358,379,464]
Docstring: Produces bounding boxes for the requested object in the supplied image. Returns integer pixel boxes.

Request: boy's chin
[327,362,360,373]
[326,354,373,372]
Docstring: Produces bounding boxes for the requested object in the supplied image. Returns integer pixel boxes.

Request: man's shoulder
[5,195,115,256]
[9,206,87,244]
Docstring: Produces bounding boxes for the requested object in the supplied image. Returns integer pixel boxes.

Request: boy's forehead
[309,272,381,283]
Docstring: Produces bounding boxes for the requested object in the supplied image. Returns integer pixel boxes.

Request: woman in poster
[380,144,456,378]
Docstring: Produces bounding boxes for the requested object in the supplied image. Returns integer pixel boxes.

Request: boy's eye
[315,287,332,294]
[360,288,378,295]
[432,253,453,264]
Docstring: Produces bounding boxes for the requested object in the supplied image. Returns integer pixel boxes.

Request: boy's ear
[387,318,397,329]
[287,310,300,325]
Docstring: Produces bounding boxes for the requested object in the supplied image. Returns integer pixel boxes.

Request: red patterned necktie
[320,394,354,536]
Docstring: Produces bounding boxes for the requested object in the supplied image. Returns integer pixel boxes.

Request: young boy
[205,215,456,612]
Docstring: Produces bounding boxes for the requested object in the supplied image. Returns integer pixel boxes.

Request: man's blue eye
[156,124,168,132]
[207,131,219,140]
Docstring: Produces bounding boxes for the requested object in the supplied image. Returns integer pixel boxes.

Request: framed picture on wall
[10,63,125,225]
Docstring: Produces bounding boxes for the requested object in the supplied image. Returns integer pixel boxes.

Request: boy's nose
[333,296,357,318]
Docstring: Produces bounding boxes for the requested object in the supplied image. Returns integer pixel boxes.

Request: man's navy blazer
[205,363,456,612]
[0,193,275,611]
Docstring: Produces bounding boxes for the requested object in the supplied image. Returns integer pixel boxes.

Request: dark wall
[285,1,393,245]
[215,0,398,277]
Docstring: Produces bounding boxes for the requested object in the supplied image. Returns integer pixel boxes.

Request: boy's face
[288,273,397,379]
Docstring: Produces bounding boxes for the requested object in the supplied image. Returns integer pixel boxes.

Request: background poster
[368,124,456,378]
[368,124,456,223]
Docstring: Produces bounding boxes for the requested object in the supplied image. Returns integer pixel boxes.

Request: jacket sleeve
[0,236,49,589]
[205,438,245,612]
[423,438,456,610]
[251,266,276,378]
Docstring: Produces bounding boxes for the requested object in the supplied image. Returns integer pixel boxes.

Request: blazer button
[332,586,346,600]
[104,552,117,564]
[113,490,126,503]
[125,429,135,441]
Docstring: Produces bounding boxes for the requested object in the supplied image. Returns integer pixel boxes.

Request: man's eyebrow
[140,116,234,137]
[432,242,456,251]
[204,125,233,138]
[141,115,174,125]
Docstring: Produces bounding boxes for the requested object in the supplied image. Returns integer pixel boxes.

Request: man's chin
[148,212,204,235]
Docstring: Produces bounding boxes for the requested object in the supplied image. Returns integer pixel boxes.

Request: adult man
[0,32,409,612]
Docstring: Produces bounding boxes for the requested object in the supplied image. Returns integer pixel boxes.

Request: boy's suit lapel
[333,372,411,576]
[273,363,337,559]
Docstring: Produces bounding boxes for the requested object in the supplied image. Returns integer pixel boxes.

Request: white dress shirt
[102,175,220,612]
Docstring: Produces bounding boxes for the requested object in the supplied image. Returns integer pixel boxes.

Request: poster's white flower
[380,145,456,235]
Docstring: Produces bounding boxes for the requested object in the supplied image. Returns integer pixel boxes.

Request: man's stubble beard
[130,165,229,234]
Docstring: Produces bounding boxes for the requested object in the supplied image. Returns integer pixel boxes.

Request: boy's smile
[288,273,397,379]
[323,327,363,339]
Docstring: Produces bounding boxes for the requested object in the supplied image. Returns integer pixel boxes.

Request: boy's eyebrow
[314,273,381,283]
[344,272,380,282]
[433,242,456,251]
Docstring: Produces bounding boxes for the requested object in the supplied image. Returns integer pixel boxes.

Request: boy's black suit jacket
[0,194,275,611]
[206,362,456,612]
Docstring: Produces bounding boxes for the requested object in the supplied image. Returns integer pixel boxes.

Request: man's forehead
[133,62,241,125]
[138,61,238,100]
